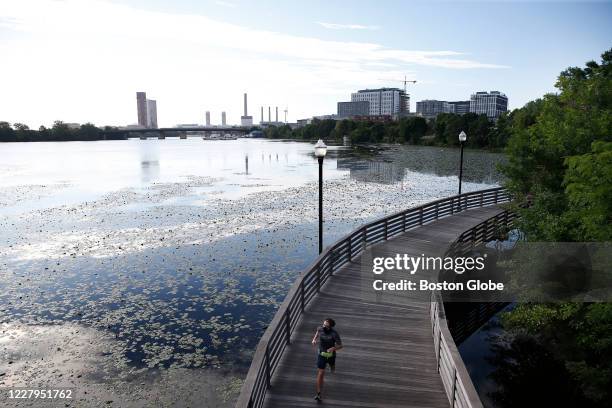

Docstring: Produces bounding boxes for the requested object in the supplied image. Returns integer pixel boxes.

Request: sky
[0,0,610,127]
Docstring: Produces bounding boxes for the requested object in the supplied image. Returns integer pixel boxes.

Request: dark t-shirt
[317,326,342,352]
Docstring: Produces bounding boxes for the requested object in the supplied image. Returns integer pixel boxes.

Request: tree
[502,48,611,241]
[499,48,612,407]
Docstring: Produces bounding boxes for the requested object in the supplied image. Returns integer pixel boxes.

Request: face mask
[323,326,330,333]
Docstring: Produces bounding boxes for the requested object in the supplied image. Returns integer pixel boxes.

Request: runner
[311,318,343,402]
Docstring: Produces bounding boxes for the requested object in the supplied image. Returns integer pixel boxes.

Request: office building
[337,101,370,118]
[416,100,452,118]
[448,101,470,115]
[469,91,508,120]
[146,99,158,129]
[136,92,147,127]
[351,88,409,116]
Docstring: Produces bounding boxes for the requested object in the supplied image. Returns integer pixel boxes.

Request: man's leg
[316,369,325,400]
[315,353,326,401]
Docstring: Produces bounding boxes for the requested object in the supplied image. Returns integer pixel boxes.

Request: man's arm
[311,328,319,346]
[327,332,343,352]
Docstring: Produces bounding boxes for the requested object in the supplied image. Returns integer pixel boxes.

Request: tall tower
[205,111,211,126]
[136,92,147,127]
[260,106,264,123]
[268,106,271,122]
[221,112,227,126]
[275,106,278,122]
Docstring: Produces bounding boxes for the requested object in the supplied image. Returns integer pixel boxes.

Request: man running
[311,317,343,402]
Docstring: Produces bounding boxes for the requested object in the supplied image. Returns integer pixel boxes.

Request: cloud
[0,0,509,127]
[215,0,236,8]
[317,22,380,30]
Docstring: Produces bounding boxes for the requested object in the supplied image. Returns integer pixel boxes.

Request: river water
[0,138,505,406]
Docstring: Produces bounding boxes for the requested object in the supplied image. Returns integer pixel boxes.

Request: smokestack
[268,106,271,122]
[275,107,278,122]
[222,112,227,126]
[261,106,264,123]
[243,93,248,116]
[205,111,210,126]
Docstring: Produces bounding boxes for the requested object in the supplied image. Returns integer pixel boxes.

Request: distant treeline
[0,121,124,142]
[264,106,542,150]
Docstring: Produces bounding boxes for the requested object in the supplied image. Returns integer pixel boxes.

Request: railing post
[384,219,388,240]
[419,207,423,226]
[435,202,439,219]
[285,309,291,344]
[451,197,454,215]
[362,228,366,249]
[348,237,352,262]
[316,263,321,292]
[300,281,305,311]
[494,190,499,204]
[451,367,457,407]
[265,344,271,388]
[480,191,483,207]
[437,329,442,373]
[403,211,407,232]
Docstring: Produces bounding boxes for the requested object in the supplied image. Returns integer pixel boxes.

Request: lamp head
[458,131,467,143]
[314,139,327,158]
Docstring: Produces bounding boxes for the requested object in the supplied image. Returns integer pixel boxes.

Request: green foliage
[564,141,612,241]
[499,49,612,407]
[502,48,612,241]
[500,303,612,405]
[0,121,119,142]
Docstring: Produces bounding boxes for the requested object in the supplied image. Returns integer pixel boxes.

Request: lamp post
[314,139,328,254]
[458,131,467,195]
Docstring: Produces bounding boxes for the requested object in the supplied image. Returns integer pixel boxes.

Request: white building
[351,88,409,116]
[469,91,508,120]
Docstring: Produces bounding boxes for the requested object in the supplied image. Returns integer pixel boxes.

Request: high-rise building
[241,93,253,126]
[136,92,147,127]
[337,101,370,118]
[448,101,470,115]
[416,100,452,118]
[469,91,508,120]
[146,99,158,129]
[222,112,227,126]
[205,111,211,126]
[351,88,409,116]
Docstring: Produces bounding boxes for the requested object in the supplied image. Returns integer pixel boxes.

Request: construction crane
[378,75,417,93]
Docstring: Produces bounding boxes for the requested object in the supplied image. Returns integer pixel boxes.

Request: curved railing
[430,207,517,408]
[236,187,511,408]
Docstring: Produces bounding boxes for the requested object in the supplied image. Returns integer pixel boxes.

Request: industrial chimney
[240,93,253,126]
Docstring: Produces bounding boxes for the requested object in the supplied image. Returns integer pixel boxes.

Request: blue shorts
[317,352,336,369]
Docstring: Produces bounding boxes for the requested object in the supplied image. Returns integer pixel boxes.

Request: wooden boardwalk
[262,205,505,408]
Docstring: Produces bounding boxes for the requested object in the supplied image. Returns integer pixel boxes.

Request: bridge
[100,126,252,139]
[236,187,515,408]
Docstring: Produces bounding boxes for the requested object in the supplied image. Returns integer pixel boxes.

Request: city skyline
[1,0,610,127]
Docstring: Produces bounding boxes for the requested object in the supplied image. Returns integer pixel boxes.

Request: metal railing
[236,187,511,408]
[430,207,516,408]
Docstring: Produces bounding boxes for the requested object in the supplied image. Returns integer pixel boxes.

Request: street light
[458,131,467,195]
[314,139,327,254]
